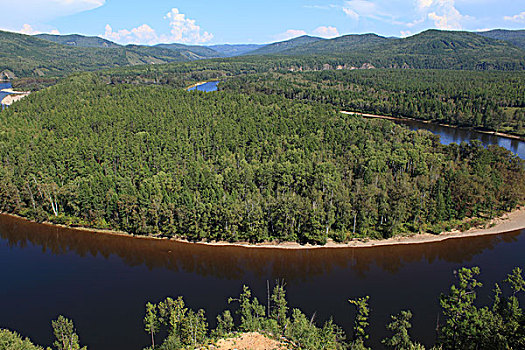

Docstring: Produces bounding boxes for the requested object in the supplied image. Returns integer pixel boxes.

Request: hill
[0,30,191,78]
[234,30,525,70]
[208,44,263,57]
[370,29,525,70]
[248,35,323,55]
[477,29,525,50]
[280,33,392,55]
[155,43,220,59]
[35,33,121,48]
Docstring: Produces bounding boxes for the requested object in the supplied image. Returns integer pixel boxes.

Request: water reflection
[399,119,525,159]
[0,214,520,282]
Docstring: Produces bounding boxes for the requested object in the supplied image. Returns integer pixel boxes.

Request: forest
[0,73,524,244]
[221,69,525,136]
[1,266,523,349]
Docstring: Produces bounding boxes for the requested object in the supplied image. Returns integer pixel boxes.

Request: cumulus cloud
[339,0,469,31]
[18,24,60,35]
[274,29,308,41]
[104,24,158,44]
[417,0,468,30]
[504,11,525,23]
[163,8,213,44]
[313,26,340,38]
[103,8,213,45]
[19,24,41,35]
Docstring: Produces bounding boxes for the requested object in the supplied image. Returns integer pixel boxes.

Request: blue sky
[1,0,524,45]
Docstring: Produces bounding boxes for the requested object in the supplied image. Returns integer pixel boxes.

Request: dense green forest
[221,69,525,135]
[35,34,121,49]
[2,266,523,349]
[478,29,525,50]
[0,74,523,244]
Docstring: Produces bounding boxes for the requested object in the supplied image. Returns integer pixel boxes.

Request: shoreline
[0,88,31,94]
[1,90,31,106]
[341,111,525,142]
[186,80,220,91]
[186,81,209,90]
[1,206,525,250]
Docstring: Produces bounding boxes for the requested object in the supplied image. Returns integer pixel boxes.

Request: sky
[1,0,524,45]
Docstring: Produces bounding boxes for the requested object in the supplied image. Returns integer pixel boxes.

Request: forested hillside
[478,29,525,50]
[0,74,523,244]
[221,69,525,136]
[3,29,525,80]
[277,33,391,55]
[0,30,192,78]
[208,44,263,56]
[35,33,121,48]
[248,35,323,55]
[253,30,525,70]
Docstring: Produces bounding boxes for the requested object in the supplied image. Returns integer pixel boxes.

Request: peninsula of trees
[0,74,523,244]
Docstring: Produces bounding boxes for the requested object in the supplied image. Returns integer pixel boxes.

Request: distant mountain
[35,33,121,48]
[0,30,189,78]
[279,33,392,55]
[248,35,323,55]
[361,30,525,70]
[36,33,222,60]
[245,29,525,70]
[207,44,263,57]
[155,43,220,59]
[477,29,525,50]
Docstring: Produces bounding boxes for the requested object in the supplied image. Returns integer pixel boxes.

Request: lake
[0,114,524,350]
[187,81,220,92]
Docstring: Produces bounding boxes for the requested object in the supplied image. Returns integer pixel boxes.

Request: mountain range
[0,28,524,79]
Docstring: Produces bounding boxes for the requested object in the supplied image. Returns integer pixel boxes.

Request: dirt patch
[211,332,288,350]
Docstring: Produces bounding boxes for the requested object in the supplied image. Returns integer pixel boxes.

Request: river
[399,118,525,159]
[0,82,12,110]
[0,115,524,350]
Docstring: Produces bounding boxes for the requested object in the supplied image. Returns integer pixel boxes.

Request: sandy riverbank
[341,111,525,142]
[186,81,209,90]
[1,92,30,106]
[1,88,30,94]
[2,206,525,250]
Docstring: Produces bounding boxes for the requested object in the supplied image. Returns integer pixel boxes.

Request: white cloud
[400,30,412,37]
[163,8,213,44]
[343,8,360,20]
[406,18,425,28]
[1,0,103,34]
[414,0,468,30]
[504,11,525,23]
[417,0,434,9]
[274,29,308,41]
[17,24,60,35]
[103,8,213,45]
[427,1,467,29]
[342,0,382,21]
[19,24,40,35]
[313,26,340,38]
